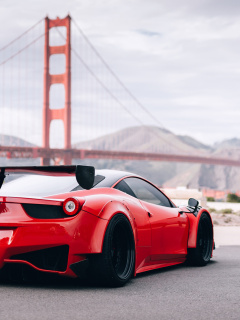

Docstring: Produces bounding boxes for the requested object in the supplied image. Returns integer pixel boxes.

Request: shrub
[227,193,240,203]
[207,197,215,202]
[208,207,216,213]
[221,208,233,214]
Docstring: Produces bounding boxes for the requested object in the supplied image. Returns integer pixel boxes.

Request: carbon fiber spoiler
[0,165,95,190]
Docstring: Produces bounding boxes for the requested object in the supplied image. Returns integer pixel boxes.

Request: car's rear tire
[188,212,213,266]
[89,214,135,287]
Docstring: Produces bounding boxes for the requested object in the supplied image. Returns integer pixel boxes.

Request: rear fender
[99,200,137,237]
[187,208,213,248]
[98,200,137,252]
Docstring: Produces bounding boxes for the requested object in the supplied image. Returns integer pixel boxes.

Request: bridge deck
[0,146,239,167]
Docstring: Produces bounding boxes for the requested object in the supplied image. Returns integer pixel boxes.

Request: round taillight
[63,197,83,216]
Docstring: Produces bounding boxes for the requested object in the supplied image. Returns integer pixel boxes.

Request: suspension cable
[0,33,45,66]
[57,26,188,153]
[0,18,44,53]
[71,46,147,126]
[72,18,165,129]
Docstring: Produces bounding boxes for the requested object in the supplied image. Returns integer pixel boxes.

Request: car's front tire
[188,212,213,266]
[89,214,135,287]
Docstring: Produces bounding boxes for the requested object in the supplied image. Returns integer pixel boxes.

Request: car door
[113,179,152,270]
[122,177,189,263]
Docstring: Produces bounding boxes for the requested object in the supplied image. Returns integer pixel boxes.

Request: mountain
[74,126,208,186]
[163,163,240,191]
[163,136,240,191]
[75,126,240,191]
[1,127,240,191]
[177,135,212,151]
[75,126,210,155]
[214,138,240,150]
[0,134,35,147]
[0,134,39,167]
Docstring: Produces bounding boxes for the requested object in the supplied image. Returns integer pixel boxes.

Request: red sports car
[0,165,214,286]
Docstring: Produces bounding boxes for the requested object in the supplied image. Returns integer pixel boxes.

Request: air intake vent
[22,203,67,219]
[10,245,69,272]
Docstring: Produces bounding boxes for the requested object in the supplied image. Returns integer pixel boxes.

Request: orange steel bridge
[0,146,239,167]
[0,15,239,168]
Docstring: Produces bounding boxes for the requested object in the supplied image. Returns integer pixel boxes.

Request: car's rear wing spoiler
[0,165,95,190]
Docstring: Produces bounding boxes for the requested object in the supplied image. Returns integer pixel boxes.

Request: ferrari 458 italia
[0,165,214,286]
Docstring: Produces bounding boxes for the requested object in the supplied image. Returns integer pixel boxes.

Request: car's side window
[114,179,137,198]
[123,177,173,207]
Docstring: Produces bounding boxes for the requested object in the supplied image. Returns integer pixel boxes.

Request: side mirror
[188,198,199,209]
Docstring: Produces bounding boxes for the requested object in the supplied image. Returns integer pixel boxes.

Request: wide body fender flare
[98,200,138,249]
[186,208,214,248]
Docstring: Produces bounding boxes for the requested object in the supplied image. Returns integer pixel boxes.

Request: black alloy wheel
[188,212,213,266]
[89,214,135,287]
[110,217,133,279]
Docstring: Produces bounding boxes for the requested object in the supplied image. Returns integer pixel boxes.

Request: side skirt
[136,259,185,275]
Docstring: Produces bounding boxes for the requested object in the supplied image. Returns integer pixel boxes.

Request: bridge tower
[41,15,72,165]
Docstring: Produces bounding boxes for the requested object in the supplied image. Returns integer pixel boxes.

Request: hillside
[0,134,38,167]
[1,127,240,190]
[75,126,240,191]
[0,134,35,147]
[163,138,240,191]
[75,126,210,155]
[74,126,212,185]
[214,138,240,150]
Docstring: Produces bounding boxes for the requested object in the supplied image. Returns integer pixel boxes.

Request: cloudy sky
[1,0,240,146]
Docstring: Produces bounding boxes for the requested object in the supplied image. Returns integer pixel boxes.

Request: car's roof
[94,169,141,188]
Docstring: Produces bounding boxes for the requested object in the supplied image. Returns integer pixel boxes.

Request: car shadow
[0,276,110,290]
[0,266,128,290]
[0,259,218,290]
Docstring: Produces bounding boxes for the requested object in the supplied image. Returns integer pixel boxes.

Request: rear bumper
[0,208,108,277]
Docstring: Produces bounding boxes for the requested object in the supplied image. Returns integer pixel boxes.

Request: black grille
[22,203,67,219]
[10,245,69,272]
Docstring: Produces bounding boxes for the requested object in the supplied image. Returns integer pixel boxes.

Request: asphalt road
[0,245,239,320]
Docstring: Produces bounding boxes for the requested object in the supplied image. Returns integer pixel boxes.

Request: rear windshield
[0,174,105,197]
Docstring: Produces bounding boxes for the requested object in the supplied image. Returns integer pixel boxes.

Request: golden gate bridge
[0,15,239,167]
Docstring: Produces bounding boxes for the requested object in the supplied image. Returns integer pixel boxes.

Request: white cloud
[1,0,240,146]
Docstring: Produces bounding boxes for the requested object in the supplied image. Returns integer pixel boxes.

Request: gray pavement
[0,245,240,320]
